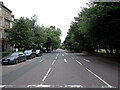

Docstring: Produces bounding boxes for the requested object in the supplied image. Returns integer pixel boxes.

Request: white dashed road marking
[64,59,67,63]
[57,53,59,57]
[55,56,57,59]
[76,60,82,65]
[55,53,59,59]
[52,60,56,65]
[41,68,51,83]
[86,68,113,88]
[71,57,74,59]
[62,54,64,56]
[84,59,90,62]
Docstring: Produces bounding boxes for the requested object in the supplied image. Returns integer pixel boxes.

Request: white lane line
[71,57,74,59]
[52,60,56,65]
[55,53,59,59]
[57,53,59,57]
[65,85,84,88]
[86,60,90,62]
[86,68,113,88]
[64,59,67,63]
[0,85,6,88]
[41,68,51,82]
[28,84,51,88]
[27,85,84,88]
[62,54,64,56]
[76,60,82,65]
[55,56,57,59]
[84,59,90,62]
[39,60,43,62]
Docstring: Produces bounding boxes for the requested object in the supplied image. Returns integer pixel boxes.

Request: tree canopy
[63,2,120,55]
[8,16,61,51]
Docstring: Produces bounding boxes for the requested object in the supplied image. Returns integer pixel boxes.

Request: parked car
[35,50,43,57]
[1,52,27,65]
[24,50,36,59]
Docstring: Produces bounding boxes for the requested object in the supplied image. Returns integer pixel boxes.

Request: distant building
[0,1,14,52]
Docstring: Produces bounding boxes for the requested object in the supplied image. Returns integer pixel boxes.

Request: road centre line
[76,60,82,65]
[55,53,59,59]
[64,58,67,63]
[41,68,51,83]
[52,60,56,65]
[86,68,113,88]
[55,56,57,59]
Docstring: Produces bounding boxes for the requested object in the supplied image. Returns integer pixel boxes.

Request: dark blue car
[1,52,27,65]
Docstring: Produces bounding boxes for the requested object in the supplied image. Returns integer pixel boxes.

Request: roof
[0,3,12,13]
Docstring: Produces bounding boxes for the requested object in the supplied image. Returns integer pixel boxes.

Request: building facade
[0,1,14,52]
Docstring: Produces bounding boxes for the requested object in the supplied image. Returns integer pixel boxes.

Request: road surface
[0,49,119,88]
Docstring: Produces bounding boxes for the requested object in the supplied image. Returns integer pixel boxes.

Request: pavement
[0,49,119,89]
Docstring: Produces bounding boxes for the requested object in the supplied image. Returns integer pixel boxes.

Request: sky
[2,0,90,42]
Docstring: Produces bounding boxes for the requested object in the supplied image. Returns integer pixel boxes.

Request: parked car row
[1,50,43,65]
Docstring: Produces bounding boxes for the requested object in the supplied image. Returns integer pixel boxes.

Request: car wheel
[33,55,36,58]
[15,59,19,64]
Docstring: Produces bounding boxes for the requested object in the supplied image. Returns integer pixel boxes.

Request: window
[0,17,2,26]
[5,11,9,17]
[0,8,2,15]
[4,31,8,38]
[0,30,2,38]
[5,20,10,28]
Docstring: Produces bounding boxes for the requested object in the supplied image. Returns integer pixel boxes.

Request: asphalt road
[0,49,119,88]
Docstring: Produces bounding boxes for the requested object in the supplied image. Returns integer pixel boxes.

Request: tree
[43,26,61,52]
[8,17,34,51]
[64,2,120,55]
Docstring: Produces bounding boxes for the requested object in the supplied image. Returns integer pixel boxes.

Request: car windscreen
[10,53,19,56]
[24,50,32,54]
[36,50,40,53]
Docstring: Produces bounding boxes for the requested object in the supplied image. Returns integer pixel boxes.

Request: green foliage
[8,17,34,50]
[4,49,14,53]
[64,2,120,54]
[7,15,61,51]
[1,49,14,58]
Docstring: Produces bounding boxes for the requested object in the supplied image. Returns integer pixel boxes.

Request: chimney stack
[0,1,4,5]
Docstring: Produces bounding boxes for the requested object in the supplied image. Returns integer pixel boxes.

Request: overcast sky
[2,0,89,42]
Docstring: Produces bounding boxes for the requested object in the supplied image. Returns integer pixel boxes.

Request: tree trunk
[110,46,113,55]
[115,48,119,55]
[104,45,109,54]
